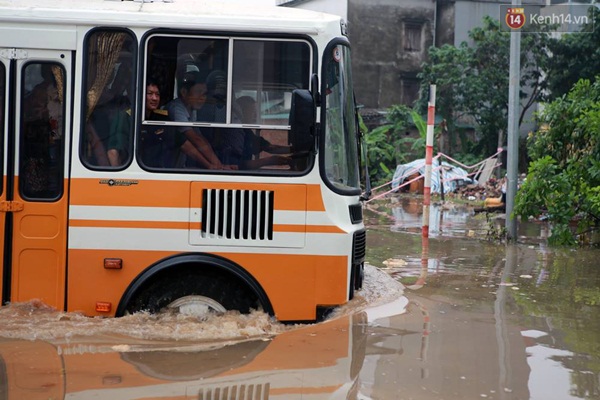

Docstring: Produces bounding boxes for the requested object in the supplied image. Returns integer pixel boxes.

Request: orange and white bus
[0,0,367,322]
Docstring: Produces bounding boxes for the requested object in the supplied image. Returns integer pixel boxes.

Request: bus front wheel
[123,270,260,319]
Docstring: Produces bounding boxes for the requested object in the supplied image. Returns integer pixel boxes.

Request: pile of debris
[451,176,504,202]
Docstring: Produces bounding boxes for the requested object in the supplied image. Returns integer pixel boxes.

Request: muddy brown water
[1,196,599,399]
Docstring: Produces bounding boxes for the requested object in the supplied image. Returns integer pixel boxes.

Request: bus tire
[123,269,260,319]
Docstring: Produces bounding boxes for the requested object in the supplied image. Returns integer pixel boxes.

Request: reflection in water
[522,330,579,400]
[0,315,368,400]
[495,245,517,399]
[362,197,600,399]
[390,197,482,238]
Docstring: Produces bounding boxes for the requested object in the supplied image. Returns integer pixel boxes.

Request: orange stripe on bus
[69,178,326,211]
[68,220,344,233]
[69,219,189,229]
[270,385,343,395]
[274,224,345,233]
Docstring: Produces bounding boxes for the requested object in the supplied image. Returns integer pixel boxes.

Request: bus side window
[19,62,65,199]
[82,29,136,168]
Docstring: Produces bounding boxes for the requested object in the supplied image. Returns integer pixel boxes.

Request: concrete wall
[436,1,455,47]
[348,0,435,110]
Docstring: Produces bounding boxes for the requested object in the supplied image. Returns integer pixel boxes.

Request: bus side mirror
[288,89,316,155]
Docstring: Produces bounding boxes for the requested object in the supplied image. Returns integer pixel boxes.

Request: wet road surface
[1,196,599,399]
[363,196,600,400]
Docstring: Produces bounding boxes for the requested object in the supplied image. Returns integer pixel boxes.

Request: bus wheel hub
[166,295,226,318]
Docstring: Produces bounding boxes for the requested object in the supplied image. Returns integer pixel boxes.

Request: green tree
[417,16,553,158]
[514,78,600,245]
[544,7,600,100]
[362,104,411,186]
[417,43,470,155]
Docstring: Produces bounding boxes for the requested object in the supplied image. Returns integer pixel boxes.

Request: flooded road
[1,195,600,399]
[363,196,600,400]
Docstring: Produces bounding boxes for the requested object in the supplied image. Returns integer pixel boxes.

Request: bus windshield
[323,43,360,192]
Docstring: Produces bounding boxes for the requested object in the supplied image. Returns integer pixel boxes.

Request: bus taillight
[96,302,112,313]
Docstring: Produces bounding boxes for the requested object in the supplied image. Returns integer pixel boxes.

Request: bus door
[0,49,71,310]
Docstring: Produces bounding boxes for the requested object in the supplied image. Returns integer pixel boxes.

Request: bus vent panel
[201,188,274,240]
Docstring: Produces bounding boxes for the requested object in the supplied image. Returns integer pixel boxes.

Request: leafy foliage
[405,110,428,155]
[544,7,600,100]
[362,105,411,186]
[514,79,600,245]
[417,16,553,157]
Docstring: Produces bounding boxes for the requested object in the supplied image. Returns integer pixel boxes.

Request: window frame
[403,22,423,52]
[319,37,362,196]
[19,61,67,201]
[137,29,317,175]
[79,27,138,171]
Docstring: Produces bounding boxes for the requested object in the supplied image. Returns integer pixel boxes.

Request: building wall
[348,0,436,110]
[436,1,455,47]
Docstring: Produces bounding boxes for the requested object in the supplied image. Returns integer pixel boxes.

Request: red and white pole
[422,85,436,238]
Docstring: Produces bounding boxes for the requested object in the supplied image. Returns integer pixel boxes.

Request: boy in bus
[138,80,177,167]
[165,70,237,170]
[108,79,176,167]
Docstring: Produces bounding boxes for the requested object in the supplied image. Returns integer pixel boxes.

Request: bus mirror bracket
[311,74,320,107]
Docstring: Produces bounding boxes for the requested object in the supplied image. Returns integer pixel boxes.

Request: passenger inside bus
[188,67,292,170]
[199,69,246,167]
[203,69,227,123]
[106,83,144,167]
[165,70,237,170]
[236,96,291,155]
[234,96,292,170]
[137,80,181,168]
[141,80,219,169]
[85,60,133,167]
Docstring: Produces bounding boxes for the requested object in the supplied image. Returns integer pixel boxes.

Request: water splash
[0,264,403,343]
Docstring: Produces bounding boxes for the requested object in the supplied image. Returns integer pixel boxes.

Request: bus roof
[0,0,343,35]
